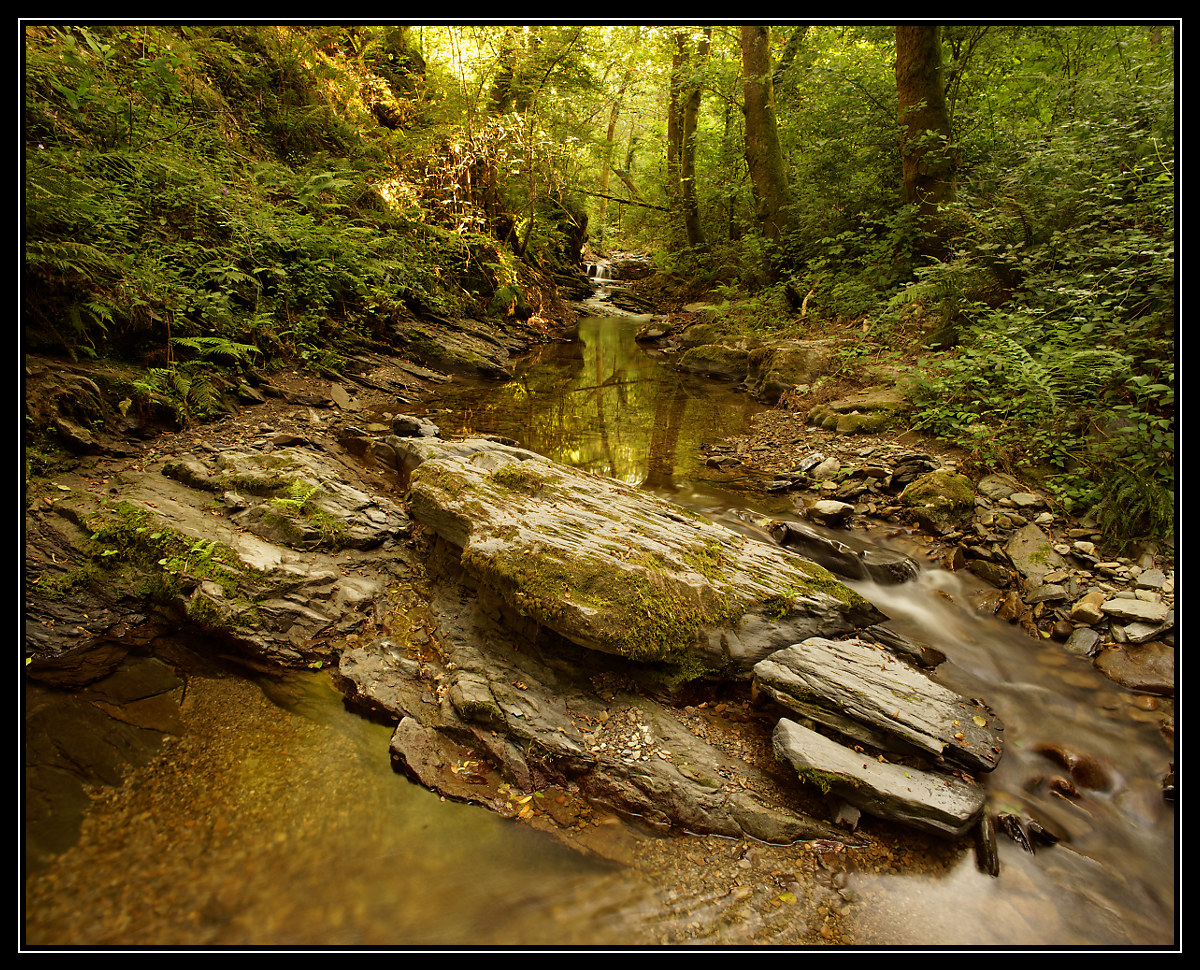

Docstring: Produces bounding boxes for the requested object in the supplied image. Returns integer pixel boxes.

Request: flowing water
[24,305,1177,948]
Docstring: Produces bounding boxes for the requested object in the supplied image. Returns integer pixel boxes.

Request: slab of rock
[753,637,1004,773]
[396,316,533,381]
[402,437,886,674]
[767,519,919,585]
[336,593,854,845]
[1101,596,1171,625]
[1006,523,1069,587]
[1092,641,1174,696]
[27,445,413,671]
[772,718,987,838]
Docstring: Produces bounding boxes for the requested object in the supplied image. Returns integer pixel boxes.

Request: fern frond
[169,335,260,363]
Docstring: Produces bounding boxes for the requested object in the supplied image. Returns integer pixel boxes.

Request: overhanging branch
[572,188,669,212]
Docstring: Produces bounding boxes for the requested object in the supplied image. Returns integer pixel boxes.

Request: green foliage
[903,47,1174,547]
[23,24,539,376]
[127,363,222,428]
[23,23,1176,553]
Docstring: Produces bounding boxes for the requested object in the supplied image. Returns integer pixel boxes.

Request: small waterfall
[587,260,613,281]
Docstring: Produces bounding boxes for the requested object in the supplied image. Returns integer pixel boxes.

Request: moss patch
[463,542,744,665]
[900,470,975,512]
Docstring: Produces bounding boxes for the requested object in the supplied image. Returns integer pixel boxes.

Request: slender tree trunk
[679,28,710,249]
[666,33,685,236]
[740,25,790,244]
[895,25,956,254]
[596,85,626,244]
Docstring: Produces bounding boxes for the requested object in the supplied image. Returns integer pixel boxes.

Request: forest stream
[23,308,1176,949]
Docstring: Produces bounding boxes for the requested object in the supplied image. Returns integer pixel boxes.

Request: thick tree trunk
[895,25,956,253]
[740,25,790,244]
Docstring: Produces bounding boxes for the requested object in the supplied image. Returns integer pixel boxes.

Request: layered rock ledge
[398,435,886,675]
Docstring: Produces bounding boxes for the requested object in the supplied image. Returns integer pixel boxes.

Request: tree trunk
[666,33,685,239]
[595,86,626,244]
[895,25,956,254]
[679,28,710,249]
[740,25,790,244]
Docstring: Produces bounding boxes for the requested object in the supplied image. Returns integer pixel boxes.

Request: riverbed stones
[1092,641,1174,696]
[1100,596,1170,625]
[392,413,440,438]
[1005,523,1069,588]
[400,436,886,673]
[900,470,976,535]
[804,499,856,528]
[1069,589,1108,625]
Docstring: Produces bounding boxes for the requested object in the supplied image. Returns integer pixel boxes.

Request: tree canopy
[22,22,1176,547]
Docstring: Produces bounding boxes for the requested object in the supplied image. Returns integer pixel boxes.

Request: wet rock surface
[24,345,939,854]
[717,410,1176,702]
[400,435,885,672]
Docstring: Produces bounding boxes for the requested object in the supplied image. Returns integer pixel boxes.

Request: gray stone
[1101,598,1170,625]
[402,437,885,674]
[1063,626,1102,656]
[1005,523,1069,586]
[806,499,855,528]
[976,473,1022,502]
[753,637,1004,773]
[772,718,988,838]
[1135,568,1167,590]
[392,413,441,437]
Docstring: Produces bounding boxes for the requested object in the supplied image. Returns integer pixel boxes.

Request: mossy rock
[677,344,750,382]
[405,438,886,674]
[900,470,976,533]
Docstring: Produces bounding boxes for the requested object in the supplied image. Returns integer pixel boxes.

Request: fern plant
[169,335,260,366]
[127,363,222,428]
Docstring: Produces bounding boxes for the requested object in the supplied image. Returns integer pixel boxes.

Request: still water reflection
[426,314,768,494]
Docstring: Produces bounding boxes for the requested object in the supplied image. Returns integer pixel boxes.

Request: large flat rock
[753,637,1004,773]
[401,437,886,673]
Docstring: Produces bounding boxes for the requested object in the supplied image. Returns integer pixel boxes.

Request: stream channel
[24,299,1177,948]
